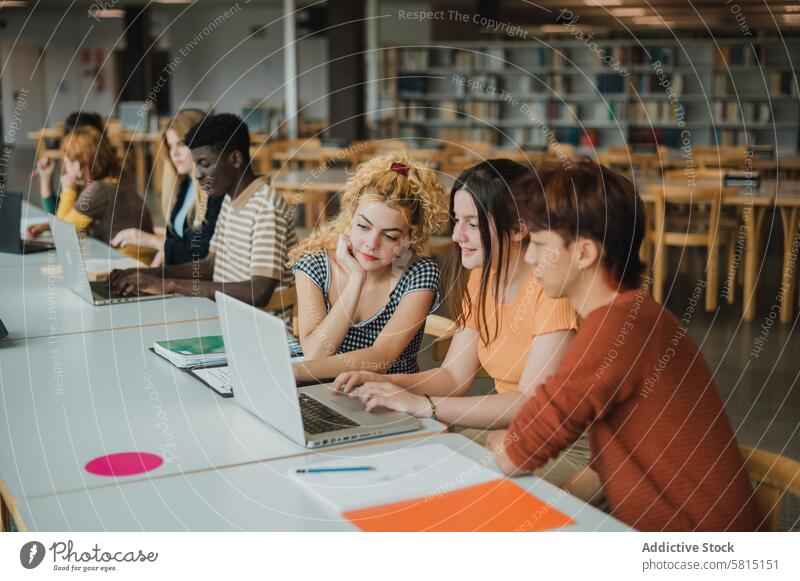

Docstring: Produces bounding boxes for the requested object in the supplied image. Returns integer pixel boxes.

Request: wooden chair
[663,168,725,182]
[270,138,323,170]
[660,168,744,301]
[646,182,739,310]
[740,445,800,531]
[694,145,748,170]
[263,286,299,335]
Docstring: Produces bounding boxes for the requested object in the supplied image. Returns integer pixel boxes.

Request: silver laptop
[52,218,174,306]
[216,292,422,448]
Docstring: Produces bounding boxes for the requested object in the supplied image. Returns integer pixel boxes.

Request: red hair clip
[390,162,409,176]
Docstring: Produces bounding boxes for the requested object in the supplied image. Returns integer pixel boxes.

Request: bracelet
[424,394,437,421]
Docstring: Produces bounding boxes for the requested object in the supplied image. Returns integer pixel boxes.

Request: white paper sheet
[289,443,500,513]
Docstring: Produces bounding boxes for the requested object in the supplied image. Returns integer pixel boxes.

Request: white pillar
[283,0,299,139]
[365,0,379,136]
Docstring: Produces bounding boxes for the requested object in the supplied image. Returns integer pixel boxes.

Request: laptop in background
[216,292,421,449]
[0,191,55,254]
[52,218,174,306]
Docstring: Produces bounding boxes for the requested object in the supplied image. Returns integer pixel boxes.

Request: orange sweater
[505,289,761,531]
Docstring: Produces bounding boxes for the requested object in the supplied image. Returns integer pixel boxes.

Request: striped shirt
[209,177,296,296]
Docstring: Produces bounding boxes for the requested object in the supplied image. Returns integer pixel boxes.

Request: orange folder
[343,478,575,532]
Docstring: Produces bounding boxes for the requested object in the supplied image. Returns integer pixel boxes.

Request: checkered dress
[291,252,441,373]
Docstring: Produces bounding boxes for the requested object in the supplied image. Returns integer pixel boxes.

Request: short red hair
[513,159,646,289]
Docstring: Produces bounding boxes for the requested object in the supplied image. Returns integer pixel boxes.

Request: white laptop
[216,292,422,448]
[52,218,174,306]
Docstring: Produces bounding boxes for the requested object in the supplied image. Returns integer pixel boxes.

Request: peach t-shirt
[464,268,579,394]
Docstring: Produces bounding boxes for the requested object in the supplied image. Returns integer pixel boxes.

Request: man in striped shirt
[111,114,295,307]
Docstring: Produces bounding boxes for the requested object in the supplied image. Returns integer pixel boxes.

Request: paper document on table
[290,443,499,513]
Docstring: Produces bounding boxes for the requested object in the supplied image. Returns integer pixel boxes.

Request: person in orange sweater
[489,159,761,532]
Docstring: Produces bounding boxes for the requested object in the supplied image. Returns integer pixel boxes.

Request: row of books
[630,101,681,123]
[713,102,772,124]
[629,128,682,148]
[439,100,501,121]
[630,46,678,67]
[629,73,684,95]
[715,44,768,67]
[714,129,755,146]
[714,71,798,97]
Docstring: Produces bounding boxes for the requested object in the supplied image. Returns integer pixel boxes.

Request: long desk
[0,263,219,341]
[2,200,623,533]
[0,321,441,514]
[12,434,629,532]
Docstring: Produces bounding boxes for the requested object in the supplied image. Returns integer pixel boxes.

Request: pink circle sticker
[85,452,163,477]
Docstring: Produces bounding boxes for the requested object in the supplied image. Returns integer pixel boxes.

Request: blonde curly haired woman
[290,154,448,384]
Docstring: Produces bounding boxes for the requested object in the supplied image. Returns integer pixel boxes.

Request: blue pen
[296,466,375,473]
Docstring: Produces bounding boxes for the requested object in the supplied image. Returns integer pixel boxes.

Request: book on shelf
[717,43,768,67]
[480,47,506,71]
[551,49,569,68]
[631,46,677,66]
[397,75,426,96]
[579,128,598,147]
[631,73,683,95]
[597,73,625,94]
[594,101,620,122]
[398,101,426,122]
[769,71,795,97]
[629,128,681,148]
[594,46,625,68]
[399,48,429,71]
[548,102,578,122]
[551,73,572,94]
[714,128,752,146]
[630,101,678,123]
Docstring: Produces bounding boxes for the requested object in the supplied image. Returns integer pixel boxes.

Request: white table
[0,321,442,511]
[0,263,219,341]
[1,200,141,268]
[13,434,628,531]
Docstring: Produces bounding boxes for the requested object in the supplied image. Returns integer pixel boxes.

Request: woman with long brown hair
[110,109,223,266]
[331,159,589,492]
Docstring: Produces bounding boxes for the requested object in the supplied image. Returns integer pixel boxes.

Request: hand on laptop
[330,370,384,394]
[109,269,164,296]
[348,381,431,417]
[26,222,51,239]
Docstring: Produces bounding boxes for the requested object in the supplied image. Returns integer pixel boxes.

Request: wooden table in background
[640,179,800,323]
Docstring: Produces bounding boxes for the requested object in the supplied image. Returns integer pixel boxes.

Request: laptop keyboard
[90,280,137,300]
[299,393,359,435]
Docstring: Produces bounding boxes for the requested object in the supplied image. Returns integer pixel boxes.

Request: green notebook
[153,335,227,368]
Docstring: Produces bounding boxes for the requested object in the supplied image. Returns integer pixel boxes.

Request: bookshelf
[382,38,800,154]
